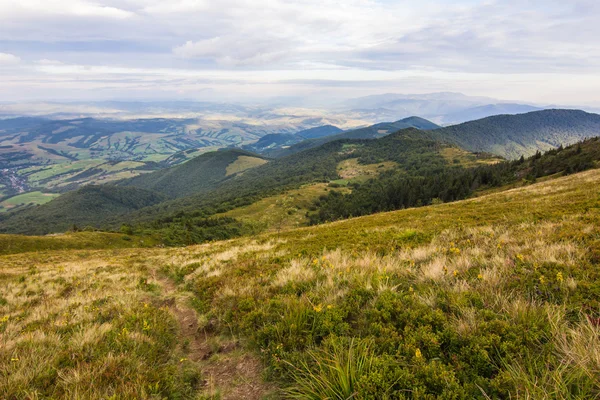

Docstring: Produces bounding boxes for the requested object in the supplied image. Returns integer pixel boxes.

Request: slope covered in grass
[2,167,599,398]
[0,231,159,256]
[0,185,167,235]
[120,148,268,198]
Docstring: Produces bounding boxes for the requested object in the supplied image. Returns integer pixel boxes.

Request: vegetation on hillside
[120,149,268,199]
[2,167,599,398]
[0,231,159,256]
[310,137,600,224]
[269,117,441,158]
[0,129,452,236]
[0,186,167,235]
[432,109,600,159]
[0,250,202,399]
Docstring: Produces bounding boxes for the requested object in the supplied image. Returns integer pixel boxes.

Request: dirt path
[155,274,278,400]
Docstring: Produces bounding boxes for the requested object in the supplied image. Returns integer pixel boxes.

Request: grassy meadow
[0,192,60,213]
[1,168,600,398]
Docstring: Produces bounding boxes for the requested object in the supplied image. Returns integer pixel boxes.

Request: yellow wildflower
[453,270,458,277]
[556,272,564,283]
[415,348,422,359]
[477,273,483,280]
[539,275,546,285]
[313,304,323,313]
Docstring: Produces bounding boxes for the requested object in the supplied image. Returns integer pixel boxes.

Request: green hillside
[117,129,457,224]
[0,185,167,235]
[119,149,268,199]
[0,129,457,235]
[310,137,600,223]
[243,125,343,154]
[4,127,599,240]
[0,231,159,255]
[2,167,599,398]
[267,117,441,157]
[433,109,600,159]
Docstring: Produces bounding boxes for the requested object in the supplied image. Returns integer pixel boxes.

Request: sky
[0,0,599,106]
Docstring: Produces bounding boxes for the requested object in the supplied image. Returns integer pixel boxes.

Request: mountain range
[2,108,600,236]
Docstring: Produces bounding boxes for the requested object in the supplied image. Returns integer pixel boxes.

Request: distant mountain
[242,125,343,154]
[5,109,600,235]
[0,185,166,235]
[1,128,461,234]
[343,92,496,110]
[439,104,543,125]
[296,125,343,139]
[119,149,267,199]
[267,117,440,157]
[0,116,345,198]
[242,134,298,153]
[342,92,548,124]
[432,109,600,159]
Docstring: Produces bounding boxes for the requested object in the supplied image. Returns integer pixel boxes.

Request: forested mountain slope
[118,149,268,199]
[0,185,166,235]
[267,116,440,157]
[432,109,600,159]
[0,129,459,234]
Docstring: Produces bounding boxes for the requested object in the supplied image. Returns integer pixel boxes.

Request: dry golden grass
[1,168,600,398]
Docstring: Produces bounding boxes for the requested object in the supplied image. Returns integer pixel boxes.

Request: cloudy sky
[0,0,599,106]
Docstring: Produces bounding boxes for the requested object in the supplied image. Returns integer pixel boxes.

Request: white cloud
[173,36,293,66]
[36,59,64,65]
[0,52,21,64]
[0,0,134,19]
[0,0,599,105]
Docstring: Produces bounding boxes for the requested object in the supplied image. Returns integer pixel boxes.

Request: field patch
[0,191,59,212]
[221,183,348,231]
[336,158,397,182]
[225,155,268,176]
[440,146,503,167]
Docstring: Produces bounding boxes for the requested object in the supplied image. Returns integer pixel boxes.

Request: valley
[1,105,600,399]
[4,0,600,396]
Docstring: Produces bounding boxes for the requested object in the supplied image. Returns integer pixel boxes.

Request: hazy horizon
[0,0,599,107]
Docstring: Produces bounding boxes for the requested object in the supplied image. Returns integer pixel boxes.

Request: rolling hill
[3,110,600,237]
[242,125,343,154]
[0,115,357,199]
[119,149,268,199]
[433,109,600,159]
[0,185,167,235]
[0,128,463,235]
[2,166,599,398]
[267,116,441,157]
